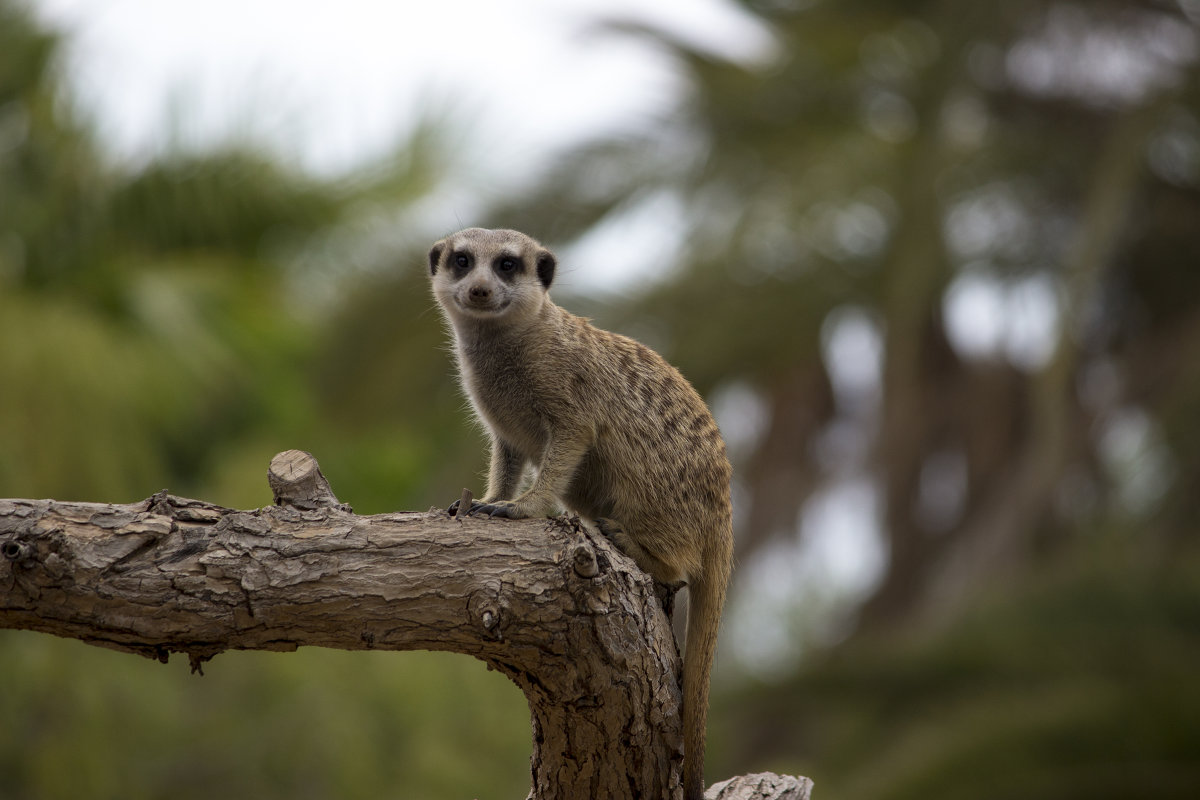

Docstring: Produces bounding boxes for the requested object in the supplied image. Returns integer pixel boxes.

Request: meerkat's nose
[469,285,491,301]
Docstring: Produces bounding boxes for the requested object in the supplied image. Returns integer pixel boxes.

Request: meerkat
[428,227,733,800]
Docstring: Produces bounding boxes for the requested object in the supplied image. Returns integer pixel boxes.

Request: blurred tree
[0,0,326,502]
[0,0,105,290]
[0,0,449,507]
[0,637,530,800]
[715,542,1200,799]
[489,0,1200,637]
[480,0,1200,794]
[0,2,529,798]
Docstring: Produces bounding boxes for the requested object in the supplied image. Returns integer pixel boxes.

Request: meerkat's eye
[498,257,517,272]
[454,253,470,269]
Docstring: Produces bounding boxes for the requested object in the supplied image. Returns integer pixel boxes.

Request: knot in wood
[2,539,32,563]
[571,538,599,578]
[468,584,506,640]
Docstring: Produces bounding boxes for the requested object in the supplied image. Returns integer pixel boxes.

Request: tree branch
[1,450,807,800]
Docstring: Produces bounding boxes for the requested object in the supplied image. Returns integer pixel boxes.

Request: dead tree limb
[0,450,809,800]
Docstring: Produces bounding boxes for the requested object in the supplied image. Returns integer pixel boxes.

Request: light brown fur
[429,228,733,800]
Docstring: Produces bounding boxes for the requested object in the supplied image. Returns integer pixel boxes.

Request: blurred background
[2,0,1199,797]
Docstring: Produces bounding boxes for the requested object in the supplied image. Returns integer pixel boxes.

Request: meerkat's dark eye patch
[494,255,521,277]
[453,252,472,270]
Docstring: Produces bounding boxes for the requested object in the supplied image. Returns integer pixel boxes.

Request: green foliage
[0,5,105,290]
[0,2,522,795]
[0,635,531,800]
[109,150,341,257]
[308,262,487,514]
[716,544,1200,799]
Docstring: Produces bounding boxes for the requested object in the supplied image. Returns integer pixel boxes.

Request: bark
[0,450,807,800]
[709,774,813,800]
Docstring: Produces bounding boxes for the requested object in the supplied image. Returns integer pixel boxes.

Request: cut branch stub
[267,449,346,511]
[455,487,473,520]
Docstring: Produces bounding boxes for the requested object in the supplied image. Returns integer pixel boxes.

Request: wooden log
[0,451,809,799]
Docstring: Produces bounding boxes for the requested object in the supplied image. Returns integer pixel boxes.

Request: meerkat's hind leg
[592,518,677,580]
[594,517,685,613]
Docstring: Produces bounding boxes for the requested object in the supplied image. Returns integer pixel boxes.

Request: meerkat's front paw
[467,500,524,518]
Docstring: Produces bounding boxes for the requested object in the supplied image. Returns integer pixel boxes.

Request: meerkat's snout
[461,278,501,310]
[444,268,512,317]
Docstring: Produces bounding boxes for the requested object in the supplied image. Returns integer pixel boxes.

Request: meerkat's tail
[682,534,732,800]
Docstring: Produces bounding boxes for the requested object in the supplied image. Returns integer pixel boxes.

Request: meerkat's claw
[468,500,519,518]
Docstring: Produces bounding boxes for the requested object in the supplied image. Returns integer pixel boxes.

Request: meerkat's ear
[428,243,444,275]
[536,251,556,289]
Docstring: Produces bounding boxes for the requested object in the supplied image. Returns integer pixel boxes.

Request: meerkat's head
[428,228,556,325]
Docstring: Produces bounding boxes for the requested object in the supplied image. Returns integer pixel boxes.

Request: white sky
[33,0,774,175]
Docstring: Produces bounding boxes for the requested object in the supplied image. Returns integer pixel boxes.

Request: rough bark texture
[709,774,814,800]
[0,451,809,800]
